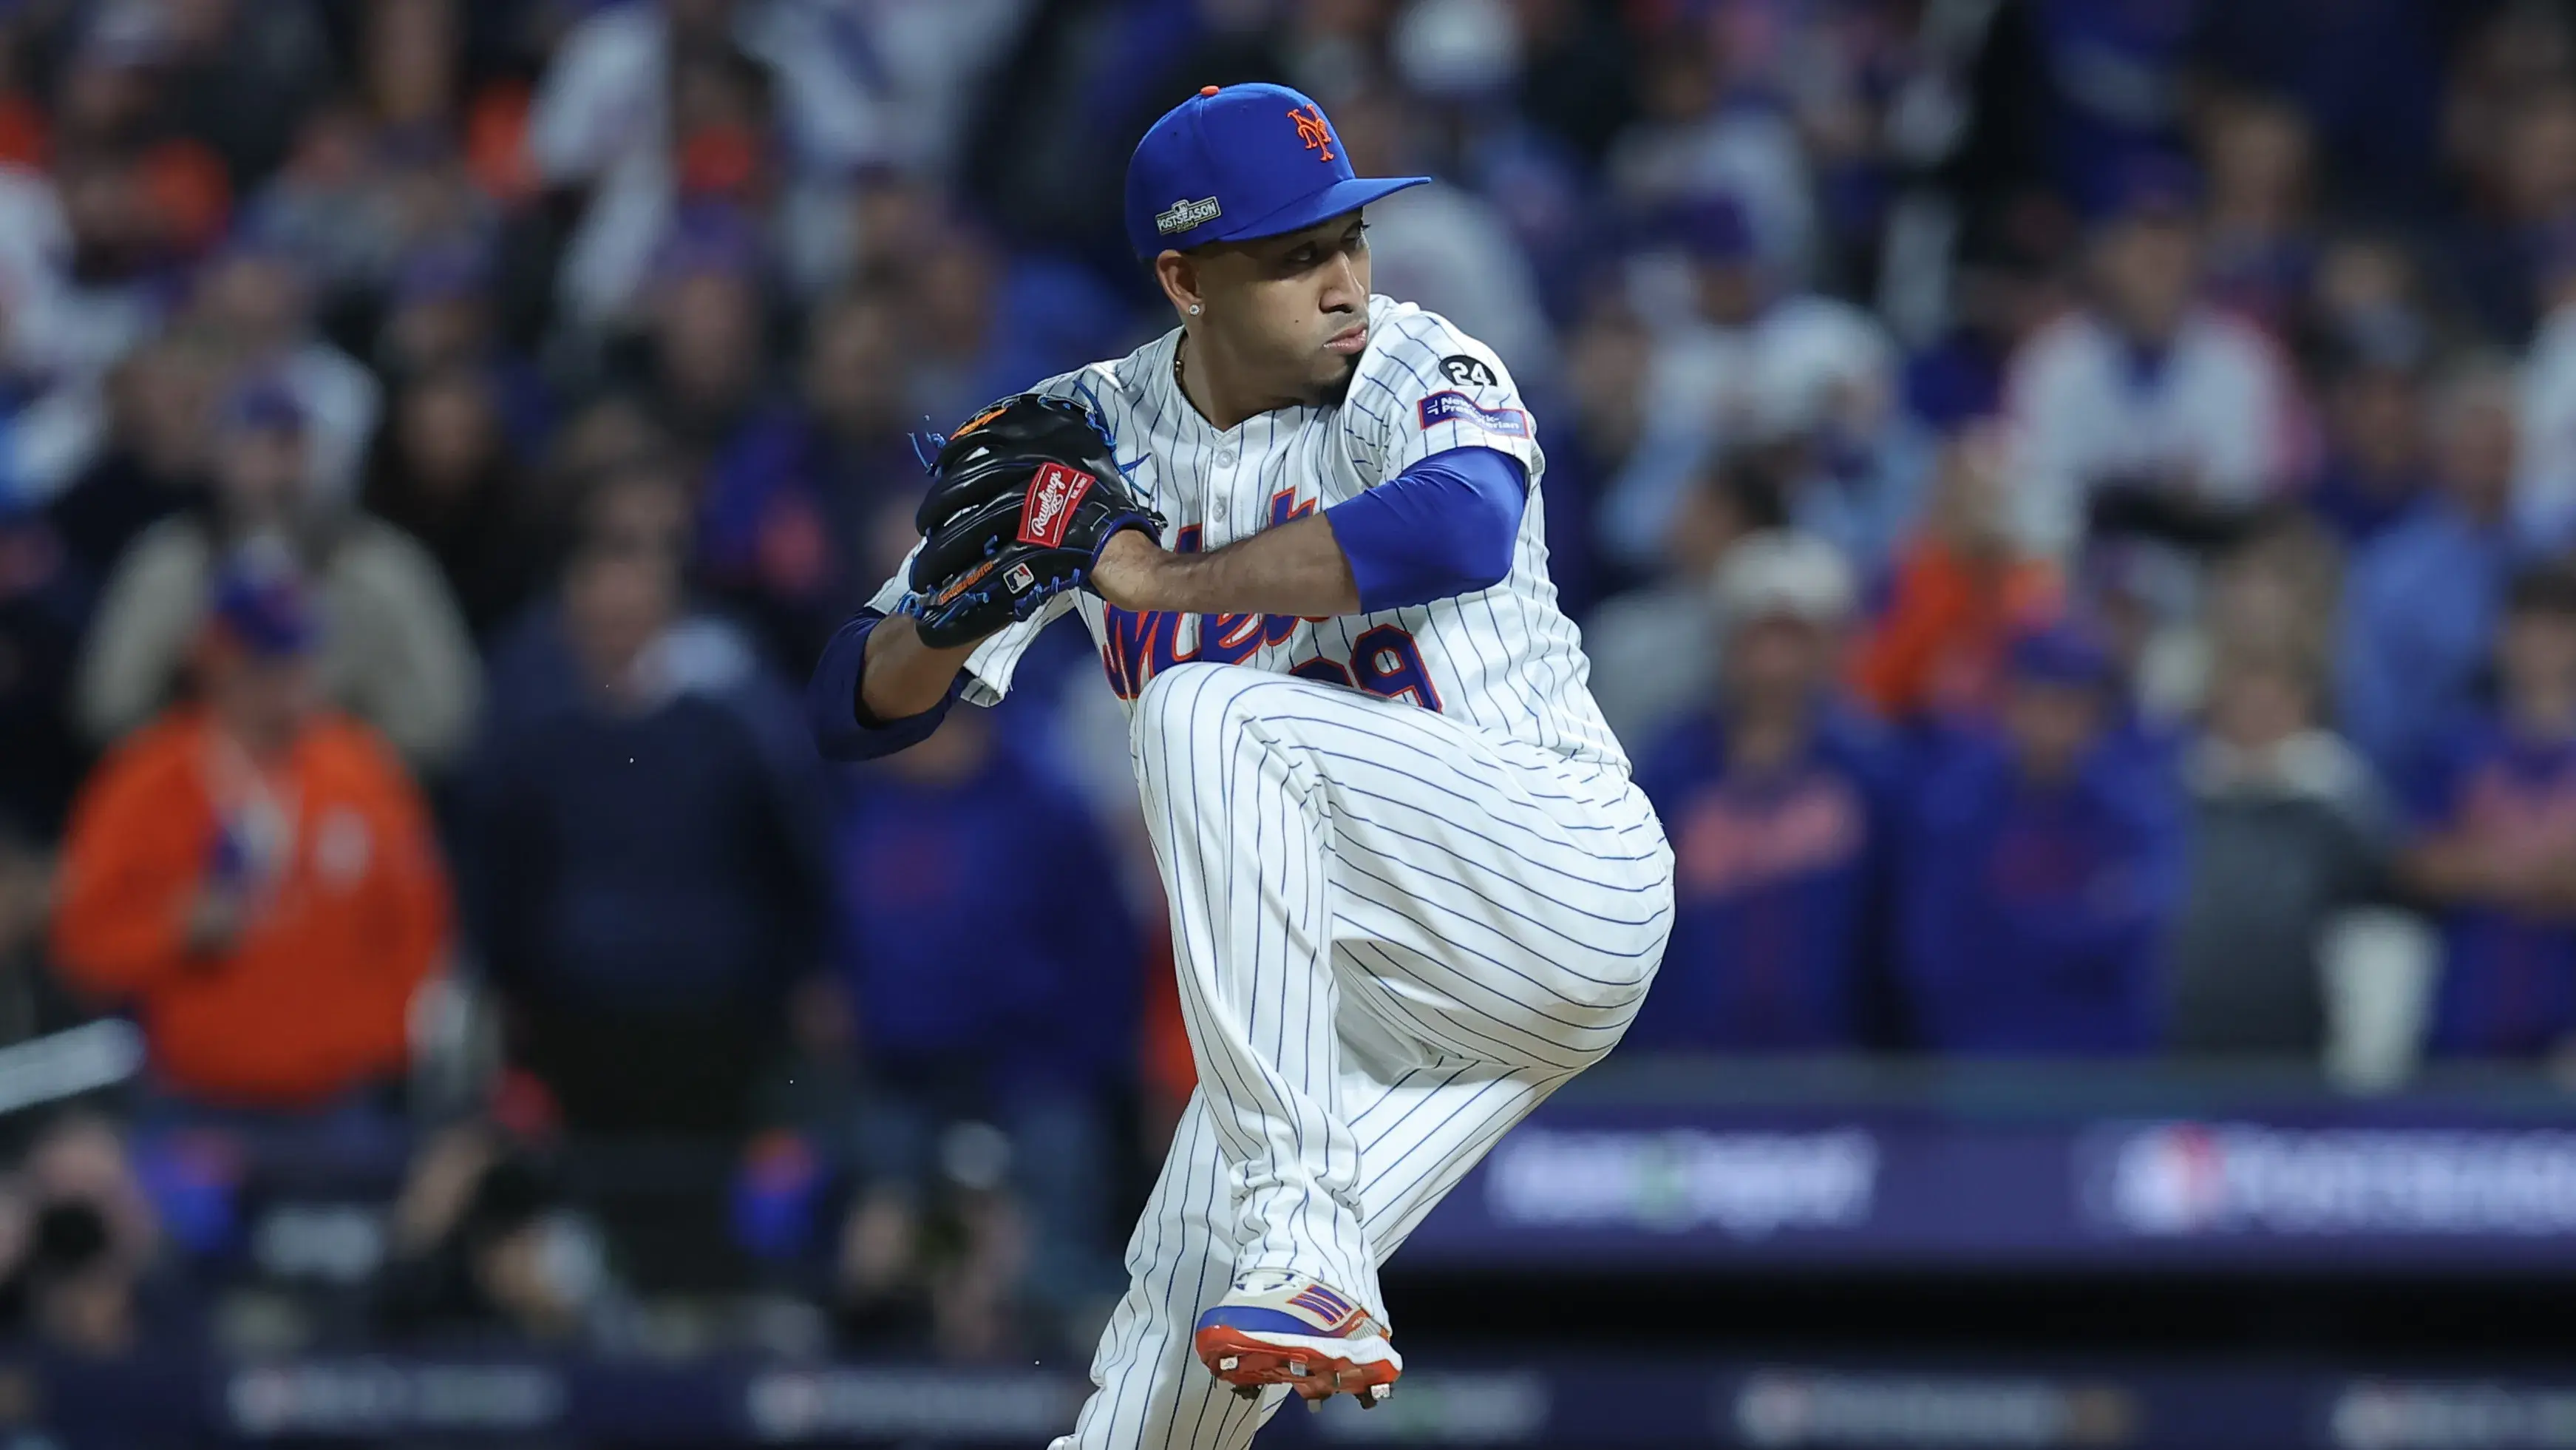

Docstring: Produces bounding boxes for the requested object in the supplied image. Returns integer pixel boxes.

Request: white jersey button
[1217,448,1237,466]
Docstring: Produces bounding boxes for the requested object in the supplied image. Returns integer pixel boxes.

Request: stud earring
[1188,303,1203,316]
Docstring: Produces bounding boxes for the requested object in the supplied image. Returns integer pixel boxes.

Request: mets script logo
[1018,462,1095,549]
[1289,104,1334,161]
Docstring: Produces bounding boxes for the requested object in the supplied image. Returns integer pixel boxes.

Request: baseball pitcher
[810,82,1674,1450]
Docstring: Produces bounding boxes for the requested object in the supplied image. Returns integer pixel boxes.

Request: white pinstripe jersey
[869,296,1628,769]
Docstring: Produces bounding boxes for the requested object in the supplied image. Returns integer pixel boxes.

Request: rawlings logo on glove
[900,394,1164,651]
[1019,463,1097,548]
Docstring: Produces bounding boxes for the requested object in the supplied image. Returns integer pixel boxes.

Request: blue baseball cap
[2101,153,2203,225]
[220,376,307,437]
[392,242,492,308]
[2007,621,2115,687]
[1124,84,1428,260]
[1665,193,1757,264]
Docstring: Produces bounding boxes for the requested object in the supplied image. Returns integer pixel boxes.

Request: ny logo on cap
[1289,104,1334,162]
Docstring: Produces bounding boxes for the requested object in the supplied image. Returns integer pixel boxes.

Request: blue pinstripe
[1337,810,1671,931]
[1337,938,1603,1067]
[1306,755,1672,868]
[1056,663,1668,1449]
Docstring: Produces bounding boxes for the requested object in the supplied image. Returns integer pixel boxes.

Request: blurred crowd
[0,0,2575,1369]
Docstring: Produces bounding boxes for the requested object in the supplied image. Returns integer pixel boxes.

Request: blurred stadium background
[10,0,2576,1446]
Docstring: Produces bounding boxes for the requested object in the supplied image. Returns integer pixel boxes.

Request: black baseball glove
[900,393,1165,649]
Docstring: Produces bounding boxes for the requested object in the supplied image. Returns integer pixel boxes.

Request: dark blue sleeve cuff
[807,610,959,761]
[1324,447,1528,614]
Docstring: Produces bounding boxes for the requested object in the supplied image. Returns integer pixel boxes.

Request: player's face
[2002,678,2105,782]
[2209,665,2310,751]
[207,648,316,753]
[1195,213,1374,402]
[1726,615,1829,710]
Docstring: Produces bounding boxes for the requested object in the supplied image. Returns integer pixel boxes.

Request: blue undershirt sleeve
[806,609,960,761]
[1322,446,1529,613]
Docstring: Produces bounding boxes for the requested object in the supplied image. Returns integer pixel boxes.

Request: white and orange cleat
[1191,1270,1401,1409]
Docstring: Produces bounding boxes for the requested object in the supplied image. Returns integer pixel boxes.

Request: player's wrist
[861,613,976,720]
[1090,528,1166,610]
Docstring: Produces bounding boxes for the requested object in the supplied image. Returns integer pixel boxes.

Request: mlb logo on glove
[1018,462,1098,548]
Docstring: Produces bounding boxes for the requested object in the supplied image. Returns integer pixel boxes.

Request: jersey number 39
[1291,626,1443,711]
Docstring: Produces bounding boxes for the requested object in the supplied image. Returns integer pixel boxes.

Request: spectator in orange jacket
[51,549,451,1111]
[1855,422,2064,725]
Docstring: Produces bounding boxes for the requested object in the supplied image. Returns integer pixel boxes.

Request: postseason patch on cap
[1156,196,1223,235]
[1417,390,1529,438]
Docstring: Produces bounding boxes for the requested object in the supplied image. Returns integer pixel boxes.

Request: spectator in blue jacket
[1896,623,2183,1055]
[698,291,921,667]
[469,470,830,1136]
[2398,563,2576,1058]
[2337,363,2532,780]
[1632,533,1897,1052]
[825,702,1140,1354]
[2305,338,2430,549]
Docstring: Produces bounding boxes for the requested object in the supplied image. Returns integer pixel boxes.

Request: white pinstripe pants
[1064,664,1673,1450]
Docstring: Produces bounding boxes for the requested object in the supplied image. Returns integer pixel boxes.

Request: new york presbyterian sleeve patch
[1417,390,1529,438]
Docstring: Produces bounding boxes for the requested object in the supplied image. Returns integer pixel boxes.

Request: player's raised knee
[1129,663,1316,761]
[1129,663,1242,754]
